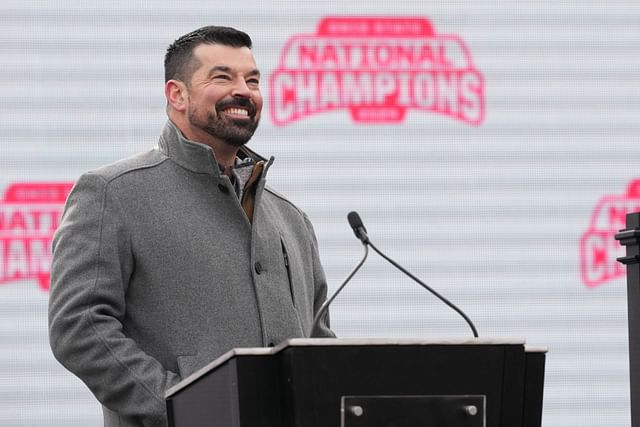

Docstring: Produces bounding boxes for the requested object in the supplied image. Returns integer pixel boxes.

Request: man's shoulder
[88,148,168,183]
[263,186,313,223]
[264,186,299,211]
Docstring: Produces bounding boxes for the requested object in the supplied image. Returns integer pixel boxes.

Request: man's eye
[213,75,231,81]
[247,79,260,86]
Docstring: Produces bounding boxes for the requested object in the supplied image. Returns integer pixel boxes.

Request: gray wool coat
[48,121,334,427]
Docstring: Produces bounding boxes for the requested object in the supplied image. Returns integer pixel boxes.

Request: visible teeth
[225,108,249,116]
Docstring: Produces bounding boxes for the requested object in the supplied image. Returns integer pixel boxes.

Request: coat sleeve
[48,172,180,426]
[303,213,337,338]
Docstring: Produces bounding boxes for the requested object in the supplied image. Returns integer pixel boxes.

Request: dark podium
[165,338,546,427]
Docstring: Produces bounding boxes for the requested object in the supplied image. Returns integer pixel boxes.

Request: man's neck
[173,119,239,170]
[203,139,238,171]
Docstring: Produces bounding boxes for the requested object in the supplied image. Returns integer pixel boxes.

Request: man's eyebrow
[207,66,261,78]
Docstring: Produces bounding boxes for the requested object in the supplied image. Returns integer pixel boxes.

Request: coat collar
[156,120,272,176]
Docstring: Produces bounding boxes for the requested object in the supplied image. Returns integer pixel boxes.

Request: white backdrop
[1,1,639,425]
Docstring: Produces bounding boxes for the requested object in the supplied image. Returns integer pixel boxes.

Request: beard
[188,96,260,147]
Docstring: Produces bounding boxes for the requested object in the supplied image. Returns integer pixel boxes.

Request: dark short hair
[164,26,253,84]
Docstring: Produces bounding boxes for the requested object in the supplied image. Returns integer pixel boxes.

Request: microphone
[347,211,369,244]
[343,211,479,338]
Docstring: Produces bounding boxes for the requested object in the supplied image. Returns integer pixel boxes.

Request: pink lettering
[9,211,27,230]
[580,181,640,288]
[0,182,72,290]
[271,17,485,126]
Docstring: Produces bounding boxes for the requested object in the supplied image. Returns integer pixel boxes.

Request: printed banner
[0,183,73,290]
[580,180,640,287]
[270,16,485,125]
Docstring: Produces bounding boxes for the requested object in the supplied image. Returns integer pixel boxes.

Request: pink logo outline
[0,182,73,290]
[579,180,640,288]
[269,16,485,126]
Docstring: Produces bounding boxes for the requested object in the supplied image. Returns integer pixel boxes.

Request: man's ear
[165,80,188,112]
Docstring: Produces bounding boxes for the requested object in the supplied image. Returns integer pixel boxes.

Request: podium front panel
[280,344,525,427]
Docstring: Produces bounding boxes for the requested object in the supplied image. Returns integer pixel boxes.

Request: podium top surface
[165,337,532,398]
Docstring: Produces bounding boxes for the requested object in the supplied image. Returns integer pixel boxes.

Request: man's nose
[231,79,251,97]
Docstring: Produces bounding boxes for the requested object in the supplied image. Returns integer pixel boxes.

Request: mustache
[215,97,257,118]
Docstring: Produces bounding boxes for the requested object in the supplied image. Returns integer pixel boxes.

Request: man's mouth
[217,97,256,120]
[222,107,250,118]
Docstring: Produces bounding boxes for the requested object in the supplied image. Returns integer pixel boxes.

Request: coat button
[218,183,229,194]
[254,262,263,274]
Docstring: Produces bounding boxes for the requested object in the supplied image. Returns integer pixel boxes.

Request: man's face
[184,43,263,147]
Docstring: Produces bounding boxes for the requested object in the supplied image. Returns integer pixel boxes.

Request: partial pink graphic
[0,183,73,290]
[269,16,485,126]
[580,180,640,288]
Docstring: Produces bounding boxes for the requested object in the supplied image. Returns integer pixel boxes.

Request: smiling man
[48,26,334,427]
